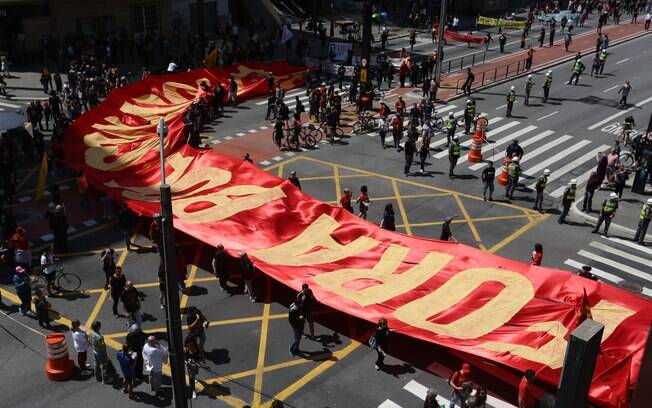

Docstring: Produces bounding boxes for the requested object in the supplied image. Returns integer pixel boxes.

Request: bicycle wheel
[286,134,299,150]
[31,274,47,292]
[57,272,82,292]
[352,121,363,134]
[272,129,282,148]
[310,128,324,143]
[335,127,345,138]
[432,117,444,131]
[303,132,318,148]
[456,116,466,127]
[619,152,635,169]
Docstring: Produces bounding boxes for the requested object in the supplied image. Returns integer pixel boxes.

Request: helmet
[510,86,515,90]
[449,112,454,117]
[453,136,459,141]
[546,70,552,76]
[466,99,472,104]
[543,169,550,176]
[647,198,652,204]
[512,157,519,162]
[570,179,577,185]
[609,192,618,199]
[528,74,532,79]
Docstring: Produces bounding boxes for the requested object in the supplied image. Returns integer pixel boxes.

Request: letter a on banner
[35,152,48,202]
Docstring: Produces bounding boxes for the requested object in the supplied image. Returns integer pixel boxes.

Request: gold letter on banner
[252,214,379,266]
[480,299,635,369]
[314,244,453,307]
[394,268,534,339]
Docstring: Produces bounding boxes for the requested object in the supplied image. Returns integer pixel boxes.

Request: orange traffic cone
[498,156,512,186]
[45,333,74,381]
[467,127,484,163]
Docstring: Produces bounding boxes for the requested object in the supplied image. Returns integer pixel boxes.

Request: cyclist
[464,99,476,135]
[40,245,57,295]
[621,115,636,144]
[290,116,302,147]
[395,96,406,118]
[326,107,339,144]
[273,118,284,147]
[424,98,434,121]
[278,101,290,122]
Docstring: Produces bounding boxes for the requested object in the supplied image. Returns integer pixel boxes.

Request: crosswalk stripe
[603,236,652,256]
[527,145,609,189]
[523,139,590,176]
[589,241,650,267]
[378,399,402,408]
[459,125,537,166]
[518,135,572,165]
[578,250,652,284]
[470,129,553,171]
[587,95,652,130]
[565,259,652,297]
[0,100,22,109]
[434,104,457,114]
[549,167,593,198]
[404,380,452,405]
[433,117,510,159]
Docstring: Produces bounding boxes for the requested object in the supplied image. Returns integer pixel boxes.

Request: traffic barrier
[498,156,512,186]
[467,116,488,163]
[45,333,74,381]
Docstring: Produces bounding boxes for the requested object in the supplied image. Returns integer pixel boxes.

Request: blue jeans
[290,326,302,355]
[449,391,467,408]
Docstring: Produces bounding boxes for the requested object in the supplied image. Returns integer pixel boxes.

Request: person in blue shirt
[13,266,32,315]
[116,344,135,398]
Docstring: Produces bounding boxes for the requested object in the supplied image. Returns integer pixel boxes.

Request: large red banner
[63,62,651,407]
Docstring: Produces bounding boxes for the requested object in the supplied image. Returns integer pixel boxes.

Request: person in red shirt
[448,363,472,408]
[395,96,406,115]
[530,243,543,266]
[356,185,370,220]
[518,369,536,408]
[10,227,29,250]
[379,101,390,119]
[339,188,353,213]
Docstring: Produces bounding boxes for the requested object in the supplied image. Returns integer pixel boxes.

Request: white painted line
[433,118,513,159]
[259,126,269,130]
[83,219,98,227]
[578,250,652,284]
[367,132,378,137]
[17,196,31,203]
[259,160,271,166]
[470,129,552,171]
[212,139,222,144]
[434,104,457,114]
[459,124,536,165]
[536,111,558,121]
[603,236,652,257]
[378,400,402,408]
[486,395,517,408]
[588,96,652,130]
[615,58,629,65]
[272,156,283,161]
[66,226,77,234]
[40,234,54,242]
[59,184,70,191]
[285,151,296,156]
[590,241,650,267]
[236,132,246,136]
[565,259,651,297]
[0,100,22,109]
[518,135,573,166]
[495,103,507,110]
[527,145,609,188]
[603,85,619,93]
[248,129,257,133]
[524,139,590,176]
[224,136,234,140]
[550,167,594,198]
[403,380,428,400]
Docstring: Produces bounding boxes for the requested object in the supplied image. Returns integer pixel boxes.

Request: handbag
[368,334,377,349]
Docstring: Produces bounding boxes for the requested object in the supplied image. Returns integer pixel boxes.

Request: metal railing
[448,57,529,94]
[440,51,487,75]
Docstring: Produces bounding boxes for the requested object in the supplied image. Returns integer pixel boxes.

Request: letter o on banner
[394,268,535,339]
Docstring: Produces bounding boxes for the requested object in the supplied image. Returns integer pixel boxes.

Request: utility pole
[157,118,188,408]
[197,0,205,56]
[434,0,447,85]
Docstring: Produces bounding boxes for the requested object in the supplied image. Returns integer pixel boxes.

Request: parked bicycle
[31,263,82,293]
[352,112,377,134]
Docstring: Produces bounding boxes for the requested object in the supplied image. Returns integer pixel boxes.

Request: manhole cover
[619,281,642,294]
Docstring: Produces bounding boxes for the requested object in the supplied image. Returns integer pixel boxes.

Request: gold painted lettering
[251,214,379,266]
[314,244,453,307]
[394,268,535,339]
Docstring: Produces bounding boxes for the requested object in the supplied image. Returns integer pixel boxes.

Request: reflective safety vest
[572,61,583,74]
[535,176,547,191]
[543,77,552,88]
[603,198,618,214]
[641,203,652,220]
[525,79,534,92]
[466,103,476,116]
[447,118,456,130]
[599,50,606,62]
[508,162,520,177]
[450,142,460,157]
[563,186,576,201]
[507,91,516,102]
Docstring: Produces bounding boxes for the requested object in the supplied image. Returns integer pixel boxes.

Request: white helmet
[528,74,532,79]
[543,169,550,176]
[512,156,520,162]
[510,85,515,90]
[570,179,577,185]
[546,70,552,76]
[466,99,471,103]
[647,198,652,204]
[449,112,454,117]
[609,192,618,199]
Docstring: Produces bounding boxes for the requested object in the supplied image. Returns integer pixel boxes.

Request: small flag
[577,287,592,323]
[35,152,48,202]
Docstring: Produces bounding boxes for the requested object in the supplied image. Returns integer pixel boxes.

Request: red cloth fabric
[519,377,535,407]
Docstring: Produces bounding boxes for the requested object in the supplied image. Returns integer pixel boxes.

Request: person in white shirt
[40,246,56,295]
[167,61,178,72]
[142,336,169,396]
[71,319,90,371]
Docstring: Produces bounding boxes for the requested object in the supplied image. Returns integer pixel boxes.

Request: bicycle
[424,111,444,131]
[352,112,377,134]
[272,122,300,150]
[31,263,82,293]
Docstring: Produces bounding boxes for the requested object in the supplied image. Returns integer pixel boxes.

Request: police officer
[567,59,584,85]
[534,169,550,212]
[446,112,457,146]
[525,75,534,105]
[464,99,476,135]
[598,48,607,75]
[558,179,577,224]
[592,192,619,236]
[542,70,552,103]
[506,86,516,117]
[505,156,521,199]
[448,136,461,178]
[633,198,652,244]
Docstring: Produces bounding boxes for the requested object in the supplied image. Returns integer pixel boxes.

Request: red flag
[578,287,593,323]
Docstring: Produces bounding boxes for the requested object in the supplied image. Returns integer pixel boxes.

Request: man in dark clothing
[288,300,305,356]
[440,216,456,241]
[549,27,555,47]
[404,137,416,176]
[582,172,601,212]
[52,205,68,252]
[481,163,496,201]
[288,170,301,190]
[539,27,545,47]
[126,323,146,380]
[118,203,135,251]
[506,140,524,160]
[461,68,474,96]
[211,245,229,291]
[265,91,277,120]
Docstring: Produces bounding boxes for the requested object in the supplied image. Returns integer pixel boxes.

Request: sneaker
[192,391,197,399]
[375,365,380,370]
[160,304,165,309]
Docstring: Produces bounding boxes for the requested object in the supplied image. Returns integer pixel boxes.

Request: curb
[443,27,651,103]
[569,198,652,241]
[372,29,428,44]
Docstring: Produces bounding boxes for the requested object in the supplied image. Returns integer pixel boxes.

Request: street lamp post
[434,0,448,86]
[157,117,188,408]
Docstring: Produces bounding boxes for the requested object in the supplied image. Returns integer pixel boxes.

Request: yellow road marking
[179,244,203,309]
[453,194,486,250]
[333,165,342,203]
[252,280,273,406]
[300,174,368,182]
[391,179,412,236]
[325,192,452,205]
[277,162,285,178]
[15,166,40,193]
[488,214,549,254]
[398,213,533,228]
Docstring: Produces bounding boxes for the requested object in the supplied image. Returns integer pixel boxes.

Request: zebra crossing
[253,84,351,113]
[564,236,652,298]
[366,104,612,199]
[378,379,516,408]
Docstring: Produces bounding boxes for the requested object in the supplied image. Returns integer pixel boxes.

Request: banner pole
[434,0,447,87]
